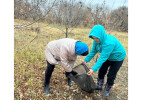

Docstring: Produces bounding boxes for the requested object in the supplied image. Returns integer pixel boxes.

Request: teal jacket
[84,25,126,72]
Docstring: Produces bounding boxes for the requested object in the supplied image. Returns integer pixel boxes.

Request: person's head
[90,36,100,43]
[75,41,89,56]
[89,25,107,44]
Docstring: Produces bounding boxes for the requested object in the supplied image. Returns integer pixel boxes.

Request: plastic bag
[69,63,96,93]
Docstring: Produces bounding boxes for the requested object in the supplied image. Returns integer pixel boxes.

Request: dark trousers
[44,61,70,87]
[98,60,124,86]
[44,61,55,87]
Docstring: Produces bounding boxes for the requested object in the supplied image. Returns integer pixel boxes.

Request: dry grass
[14,19,128,100]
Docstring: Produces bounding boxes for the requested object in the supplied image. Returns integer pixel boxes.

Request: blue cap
[75,41,89,55]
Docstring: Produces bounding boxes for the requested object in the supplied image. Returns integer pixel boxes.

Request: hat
[75,41,89,55]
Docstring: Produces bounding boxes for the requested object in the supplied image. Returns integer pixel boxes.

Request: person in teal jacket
[82,25,126,98]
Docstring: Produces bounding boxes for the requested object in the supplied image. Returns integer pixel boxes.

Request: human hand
[87,69,94,75]
[82,60,86,64]
[71,70,78,76]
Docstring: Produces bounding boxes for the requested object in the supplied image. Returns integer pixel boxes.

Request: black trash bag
[69,63,96,93]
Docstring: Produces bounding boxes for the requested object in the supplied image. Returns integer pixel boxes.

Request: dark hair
[89,36,93,38]
[81,51,88,56]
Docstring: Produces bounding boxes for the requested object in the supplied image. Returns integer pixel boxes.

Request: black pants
[44,61,55,87]
[98,60,124,86]
[44,61,70,87]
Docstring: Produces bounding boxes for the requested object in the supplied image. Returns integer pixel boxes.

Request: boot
[95,78,104,90]
[44,61,55,95]
[68,78,73,87]
[103,83,112,98]
[44,84,50,95]
[65,72,73,87]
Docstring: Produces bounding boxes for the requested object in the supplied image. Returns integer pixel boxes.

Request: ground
[14,20,128,100]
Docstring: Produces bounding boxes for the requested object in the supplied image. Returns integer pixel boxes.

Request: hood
[89,25,107,44]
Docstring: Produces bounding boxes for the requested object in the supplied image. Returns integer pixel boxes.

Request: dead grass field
[14,20,128,100]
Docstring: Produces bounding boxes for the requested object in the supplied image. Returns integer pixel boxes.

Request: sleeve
[84,41,97,63]
[68,60,76,69]
[45,47,59,65]
[92,43,114,72]
[60,46,73,72]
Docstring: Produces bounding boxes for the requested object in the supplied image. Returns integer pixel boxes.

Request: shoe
[65,72,73,87]
[44,85,50,95]
[95,78,104,90]
[103,83,112,98]
[68,78,73,87]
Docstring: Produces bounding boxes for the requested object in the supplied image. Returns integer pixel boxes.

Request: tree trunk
[65,27,68,38]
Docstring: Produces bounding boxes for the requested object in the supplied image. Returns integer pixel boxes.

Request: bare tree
[110,6,128,32]
[14,0,128,34]
[49,0,88,38]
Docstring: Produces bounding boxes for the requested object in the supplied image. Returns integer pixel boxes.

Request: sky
[84,0,128,10]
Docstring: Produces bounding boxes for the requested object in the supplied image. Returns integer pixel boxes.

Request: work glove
[71,70,78,76]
